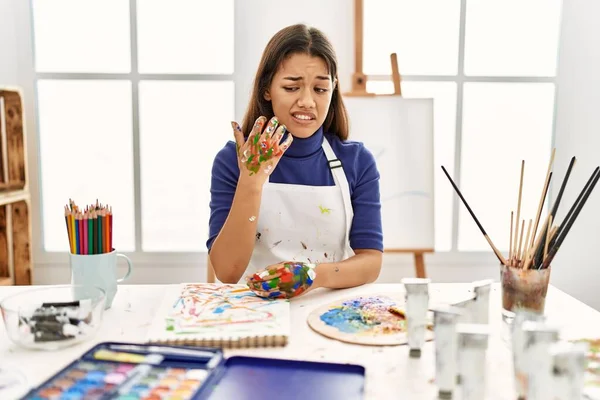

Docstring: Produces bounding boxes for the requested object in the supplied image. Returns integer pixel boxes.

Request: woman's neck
[283,126,324,158]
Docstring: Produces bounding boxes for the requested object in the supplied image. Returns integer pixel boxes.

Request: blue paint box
[22,341,366,399]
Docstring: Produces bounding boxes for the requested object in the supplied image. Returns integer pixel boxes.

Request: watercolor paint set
[23,341,366,400]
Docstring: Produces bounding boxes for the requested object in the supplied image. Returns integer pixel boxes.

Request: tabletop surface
[1,282,598,400]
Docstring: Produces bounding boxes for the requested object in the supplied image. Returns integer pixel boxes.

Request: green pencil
[89,214,94,255]
[98,213,103,254]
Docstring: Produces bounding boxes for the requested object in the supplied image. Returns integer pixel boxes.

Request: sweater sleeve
[349,145,384,252]
[206,141,239,251]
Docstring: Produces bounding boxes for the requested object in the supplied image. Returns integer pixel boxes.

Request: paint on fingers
[244,119,287,175]
[279,132,294,152]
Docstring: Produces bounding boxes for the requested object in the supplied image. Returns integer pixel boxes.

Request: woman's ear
[264,90,271,101]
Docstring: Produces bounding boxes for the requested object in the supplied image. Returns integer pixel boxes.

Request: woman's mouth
[292,112,316,125]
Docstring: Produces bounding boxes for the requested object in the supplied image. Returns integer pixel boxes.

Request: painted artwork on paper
[164,283,290,336]
[307,295,434,346]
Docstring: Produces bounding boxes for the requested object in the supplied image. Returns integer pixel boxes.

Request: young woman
[207,24,383,299]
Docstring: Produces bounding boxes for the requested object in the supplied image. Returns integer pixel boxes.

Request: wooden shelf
[0,189,29,207]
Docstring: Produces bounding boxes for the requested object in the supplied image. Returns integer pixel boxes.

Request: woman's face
[265,53,334,139]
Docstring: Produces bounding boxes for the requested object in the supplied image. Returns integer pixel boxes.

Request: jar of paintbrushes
[442,151,599,325]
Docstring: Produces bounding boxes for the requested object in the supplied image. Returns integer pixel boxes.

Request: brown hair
[241,24,349,141]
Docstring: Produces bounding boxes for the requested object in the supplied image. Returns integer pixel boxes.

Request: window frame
[26,0,237,267]
[361,0,559,252]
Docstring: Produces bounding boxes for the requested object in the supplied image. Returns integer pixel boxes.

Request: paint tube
[521,321,560,400]
[402,278,430,357]
[456,323,489,400]
[431,304,464,399]
[452,279,492,324]
[511,309,546,399]
[551,341,587,400]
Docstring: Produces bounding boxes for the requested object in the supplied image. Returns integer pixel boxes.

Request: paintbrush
[539,166,599,267]
[531,157,576,267]
[441,166,507,265]
[529,149,556,250]
[541,167,600,268]
[513,160,526,267]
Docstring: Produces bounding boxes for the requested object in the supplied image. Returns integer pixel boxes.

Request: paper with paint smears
[307,295,434,346]
[146,283,290,347]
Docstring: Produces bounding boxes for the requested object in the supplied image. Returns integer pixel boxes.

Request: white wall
[0,0,18,87]
[550,0,600,310]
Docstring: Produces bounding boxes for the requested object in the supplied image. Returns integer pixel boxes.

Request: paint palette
[29,362,207,399]
[23,342,217,400]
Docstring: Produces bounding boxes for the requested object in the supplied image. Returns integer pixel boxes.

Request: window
[364,0,561,252]
[32,0,235,254]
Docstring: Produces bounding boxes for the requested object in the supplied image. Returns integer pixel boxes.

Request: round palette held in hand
[307,295,434,346]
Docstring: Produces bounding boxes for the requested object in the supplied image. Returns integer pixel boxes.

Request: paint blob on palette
[27,360,208,400]
[307,295,434,346]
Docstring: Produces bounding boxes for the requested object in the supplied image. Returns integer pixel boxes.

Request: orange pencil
[70,211,76,254]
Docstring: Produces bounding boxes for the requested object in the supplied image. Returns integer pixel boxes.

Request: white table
[1,283,598,399]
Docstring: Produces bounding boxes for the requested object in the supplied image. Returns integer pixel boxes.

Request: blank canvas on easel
[343,95,435,250]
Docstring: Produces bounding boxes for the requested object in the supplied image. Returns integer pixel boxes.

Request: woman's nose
[297,89,316,109]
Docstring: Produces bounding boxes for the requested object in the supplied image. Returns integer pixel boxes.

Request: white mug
[70,250,132,309]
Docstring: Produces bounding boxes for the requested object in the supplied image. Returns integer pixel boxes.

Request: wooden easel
[345,0,432,278]
[345,0,402,97]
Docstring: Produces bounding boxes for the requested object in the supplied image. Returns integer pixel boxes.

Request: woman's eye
[315,88,329,93]
[283,87,299,92]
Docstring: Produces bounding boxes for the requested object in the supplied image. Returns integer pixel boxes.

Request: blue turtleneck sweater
[207,126,384,252]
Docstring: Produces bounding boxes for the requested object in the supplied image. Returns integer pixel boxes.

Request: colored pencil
[89,212,95,255]
[70,212,76,253]
[98,211,103,254]
[108,207,113,252]
[83,213,88,255]
[104,208,109,253]
[79,215,84,254]
[75,214,80,255]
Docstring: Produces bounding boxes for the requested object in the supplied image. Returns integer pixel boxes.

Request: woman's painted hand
[246,261,317,299]
[232,116,292,187]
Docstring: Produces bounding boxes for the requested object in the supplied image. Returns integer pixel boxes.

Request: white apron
[247,138,355,275]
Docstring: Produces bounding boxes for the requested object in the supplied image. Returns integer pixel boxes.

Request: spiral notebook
[146,283,291,348]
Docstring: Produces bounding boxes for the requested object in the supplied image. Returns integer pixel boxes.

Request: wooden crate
[0,89,27,191]
[0,199,33,286]
[0,205,9,285]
